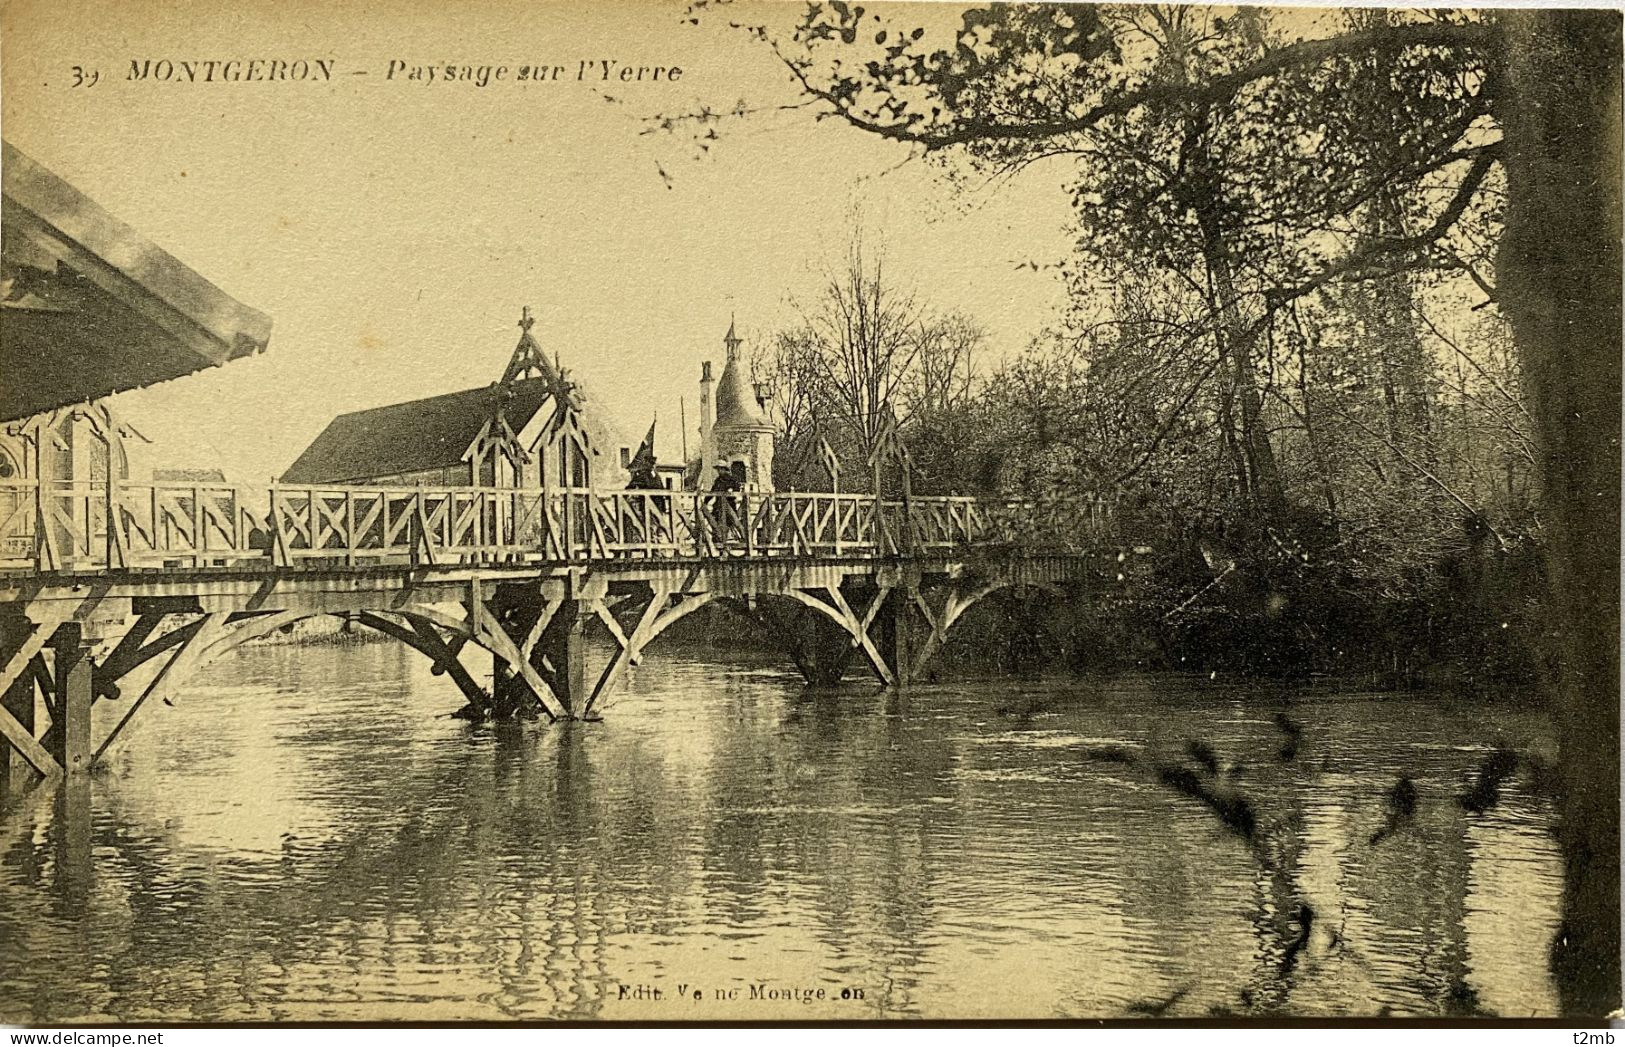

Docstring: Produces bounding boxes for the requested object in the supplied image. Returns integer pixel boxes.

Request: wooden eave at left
[1,140,273,422]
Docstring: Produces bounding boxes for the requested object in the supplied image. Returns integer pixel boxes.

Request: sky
[2,0,1077,484]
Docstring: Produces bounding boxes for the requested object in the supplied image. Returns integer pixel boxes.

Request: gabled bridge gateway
[0,480,1109,781]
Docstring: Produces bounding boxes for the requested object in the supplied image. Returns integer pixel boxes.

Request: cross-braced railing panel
[0,481,1109,574]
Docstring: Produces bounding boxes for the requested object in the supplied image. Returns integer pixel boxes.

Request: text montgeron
[128,59,336,82]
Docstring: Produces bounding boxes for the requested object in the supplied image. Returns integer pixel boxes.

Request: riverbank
[247,585,1544,703]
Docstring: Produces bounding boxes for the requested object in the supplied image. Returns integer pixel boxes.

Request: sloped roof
[715,354,769,431]
[280,377,553,485]
[1,141,272,422]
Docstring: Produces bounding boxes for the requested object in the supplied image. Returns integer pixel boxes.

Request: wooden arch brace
[906,578,1012,682]
[785,584,895,686]
[352,609,503,721]
[91,610,310,766]
[582,586,716,717]
[907,578,1068,681]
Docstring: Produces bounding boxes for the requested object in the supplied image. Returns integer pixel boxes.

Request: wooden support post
[526,584,588,718]
[0,604,73,779]
[191,484,205,569]
[562,489,575,561]
[49,622,93,774]
[552,597,587,716]
[344,490,357,567]
[886,586,919,688]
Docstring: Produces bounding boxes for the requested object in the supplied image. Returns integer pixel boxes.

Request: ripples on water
[0,640,1562,1021]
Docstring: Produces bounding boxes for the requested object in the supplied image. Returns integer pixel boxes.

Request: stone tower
[700,319,775,492]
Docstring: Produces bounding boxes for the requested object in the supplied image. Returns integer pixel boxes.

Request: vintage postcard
[0,0,1619,1028]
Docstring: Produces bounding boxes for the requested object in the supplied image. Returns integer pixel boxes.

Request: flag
[629,419,657,483]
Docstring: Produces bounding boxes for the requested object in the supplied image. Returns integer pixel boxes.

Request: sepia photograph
[0,0,1619,1028]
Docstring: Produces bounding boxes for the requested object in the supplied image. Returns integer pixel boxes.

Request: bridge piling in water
[772,597,858,688]
[548,590,588,718]
[49,622,93,774]
[881,584,921,688]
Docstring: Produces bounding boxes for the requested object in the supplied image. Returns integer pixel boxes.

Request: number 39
[69,66,99,87]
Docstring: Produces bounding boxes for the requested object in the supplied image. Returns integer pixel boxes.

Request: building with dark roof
[280,309,629,490]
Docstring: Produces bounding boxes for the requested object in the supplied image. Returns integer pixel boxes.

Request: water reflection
[0,642,1562,1020]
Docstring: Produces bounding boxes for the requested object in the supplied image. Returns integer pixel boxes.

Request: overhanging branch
[789,21,1499,150]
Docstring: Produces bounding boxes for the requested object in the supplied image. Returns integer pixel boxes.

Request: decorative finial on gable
[501,304,552,386]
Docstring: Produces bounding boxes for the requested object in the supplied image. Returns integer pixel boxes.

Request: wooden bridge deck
[0,480,1106,576]
[0,481,1111,781]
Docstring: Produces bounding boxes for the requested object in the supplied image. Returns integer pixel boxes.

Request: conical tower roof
[713,319,769,430]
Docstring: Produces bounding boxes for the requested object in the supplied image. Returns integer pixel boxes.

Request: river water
[0,640,1562,1021]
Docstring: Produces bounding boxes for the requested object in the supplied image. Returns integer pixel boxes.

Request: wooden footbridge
[0,479,1108,781]
[0,145,1099,792]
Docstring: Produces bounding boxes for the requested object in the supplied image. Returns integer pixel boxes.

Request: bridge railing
[0,480,1105,573]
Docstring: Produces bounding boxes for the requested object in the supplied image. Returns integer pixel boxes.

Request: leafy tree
[673,1,1618,1011]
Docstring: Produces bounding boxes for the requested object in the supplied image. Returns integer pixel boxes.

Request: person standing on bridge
[708,463,741,550]
[626,422,671,529]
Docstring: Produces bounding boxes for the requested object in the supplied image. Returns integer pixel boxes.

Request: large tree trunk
[1198,208,1288,513]
[1496,9,1622,1017]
